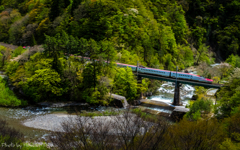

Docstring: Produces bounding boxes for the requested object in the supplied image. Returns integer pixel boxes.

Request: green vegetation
[50,108,240,150]
[226,54,240,68]
[80,109,122,117]
[113,67,138,101]
[186,98,213,120]
[0,118,50,150]
[0,31,152,105]
[131,108,158,122]
[0,77,26,106]
[0,0,215,71]
[2,0,238,106]
[216,68,240,118]
[0,45,11,69]
[11,46,26,57]
[1,0,240,149]
[22,143,50,150]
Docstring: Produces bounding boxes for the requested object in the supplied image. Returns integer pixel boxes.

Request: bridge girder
[134,72,223,89]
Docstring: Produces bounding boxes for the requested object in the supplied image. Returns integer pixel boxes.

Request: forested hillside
[0,0,225,70]
[0,0,240,105]
[2,1,240,148]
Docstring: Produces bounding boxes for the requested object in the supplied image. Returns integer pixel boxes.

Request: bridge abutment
[173,82,182,106]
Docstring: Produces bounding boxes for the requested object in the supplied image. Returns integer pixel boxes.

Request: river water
[143,67,219,113]
[143,70,198,112]
[148,82,195,106]
[0,66,220,142]
[0,106,122,142]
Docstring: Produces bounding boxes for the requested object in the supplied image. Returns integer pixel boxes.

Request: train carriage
[171,72,213,83]
[138,67,170,77]
[116,63,137,71]
[65,53,213,83]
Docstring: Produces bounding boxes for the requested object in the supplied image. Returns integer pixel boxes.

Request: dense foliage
[1,0,240,149]
[0,77,26,106]
[186,0,240,59]
[0,0,218,71]
[186,98,213,120]
[216,68,240,118]
[48,108,240,150]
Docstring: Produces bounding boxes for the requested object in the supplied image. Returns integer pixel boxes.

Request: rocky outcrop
[171,106,189,121]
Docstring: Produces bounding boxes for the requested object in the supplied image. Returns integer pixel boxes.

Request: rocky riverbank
[23,114,77,132]
[23,113,154,134]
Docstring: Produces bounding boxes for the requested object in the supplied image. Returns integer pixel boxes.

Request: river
[0,65,220,143]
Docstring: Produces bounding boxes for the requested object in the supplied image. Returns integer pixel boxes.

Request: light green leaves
[113,67,138,101]
[25,68,63,101]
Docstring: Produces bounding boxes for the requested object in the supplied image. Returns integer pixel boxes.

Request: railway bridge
[133,72,223,106]
[66,54,224,106]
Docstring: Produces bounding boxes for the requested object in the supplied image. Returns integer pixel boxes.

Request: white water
[146,64,221,111]
[148,82,195,106]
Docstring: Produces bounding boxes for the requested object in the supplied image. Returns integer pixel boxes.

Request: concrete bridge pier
[173,82,182,106]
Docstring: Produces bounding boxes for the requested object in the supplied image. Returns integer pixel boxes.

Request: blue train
[68,54,213,83]
[116,62,213,83]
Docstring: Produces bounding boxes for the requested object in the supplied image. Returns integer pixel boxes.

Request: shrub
[0,118,24,150]
[0,45,11,68]
[131,108,158,122]
[50,109,169,150]
[0,118,49,150]
[21,143,50,150]
[80,109,121,118]
[223,108,240,143]
[0,77,25,106]
[11,46,26,57]
[5,61,19,76]
[226,54,240,68]
[0,6,4,12]
[165,118,226,150]
[113,67,138,101]
[22,68,63,102]
[186,98,213,120]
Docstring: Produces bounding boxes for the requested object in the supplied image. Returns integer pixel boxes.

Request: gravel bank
[23,113,154,134]
[23,114,78,131]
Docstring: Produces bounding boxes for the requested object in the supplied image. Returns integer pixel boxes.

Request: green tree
[165,118,226,150]
[43,34,63,73]
[216,68,240,118]
[186,98,213,120]
[113,67,138,101]
[22,68,63,102]
[195,44,210,65]
[226,54,240,68]
[0,77,23,106]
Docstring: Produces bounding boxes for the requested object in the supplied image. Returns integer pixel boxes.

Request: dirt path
[0,42,19,50]
[9,45,44,62]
